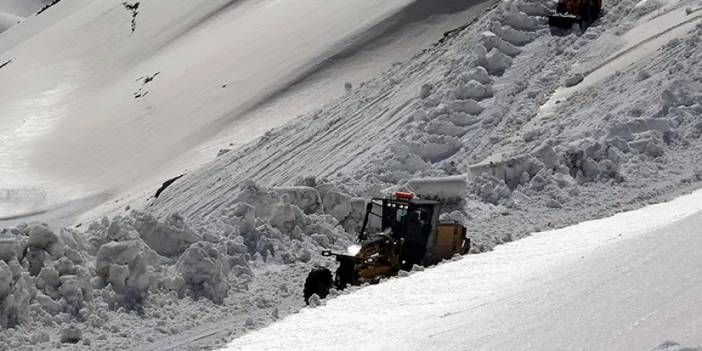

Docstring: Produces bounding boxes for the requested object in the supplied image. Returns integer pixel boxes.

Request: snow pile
[0,260,30,329]
[176,242,229,304]
[0,181,356,347]
[59,324,82,344]
[273,186,323,215]
[95,240,158,307]
[132,213,202,257]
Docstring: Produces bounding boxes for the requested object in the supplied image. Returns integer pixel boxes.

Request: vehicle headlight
[347,245,361,256]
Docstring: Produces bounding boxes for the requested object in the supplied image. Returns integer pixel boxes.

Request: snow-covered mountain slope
[2,0,702,349]
[0,0,405,217]
[0,0,496,226]
[153,0,702,251]
[227,189,702,351]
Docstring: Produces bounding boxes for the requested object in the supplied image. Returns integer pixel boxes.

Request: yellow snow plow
[304,192,470,304]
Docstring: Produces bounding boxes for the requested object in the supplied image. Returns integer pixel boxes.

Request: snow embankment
[226,189,702,351]
[0,181,359,349]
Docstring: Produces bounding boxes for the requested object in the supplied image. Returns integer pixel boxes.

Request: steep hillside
[1,0,702,349]
[0,0,495,227]
[154,0,702,251]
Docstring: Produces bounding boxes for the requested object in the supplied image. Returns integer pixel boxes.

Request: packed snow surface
[226,189,702,351]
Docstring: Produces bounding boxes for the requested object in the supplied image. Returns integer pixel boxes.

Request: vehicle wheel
[303,267,333,305]
[579,1,591,26]
[589,0,600,22]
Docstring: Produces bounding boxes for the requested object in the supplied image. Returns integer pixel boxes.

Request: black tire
[303,267,333,305]
[580,0,600,29]
[334,259,355,290]
[579,1,591,25]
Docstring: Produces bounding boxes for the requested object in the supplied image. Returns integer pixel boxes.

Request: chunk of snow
[0,238,17,262]
[454,80,494,100]
[60,325,82,344]
[176,242,229,304]
[480,31,522,57]
[502,10,542,31]
[95,240,157,303]
[273,186,323,214]
[482,48,513,76]
[458,67,492,85]
[28,225,63,256]
[564,73,584,87]
[321,190,352,222]
[447,99,484,116]
[488,21,536,46]
[134,213,201,257]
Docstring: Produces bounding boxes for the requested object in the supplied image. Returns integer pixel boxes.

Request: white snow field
[0,0,496,226]
[0,0,411,219]
[226,189,702,351]
[2,0,702,349]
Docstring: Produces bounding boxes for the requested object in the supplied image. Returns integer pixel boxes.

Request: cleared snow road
[225,190,702,351]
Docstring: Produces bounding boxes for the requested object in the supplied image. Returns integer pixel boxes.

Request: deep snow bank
[0,180,361,349]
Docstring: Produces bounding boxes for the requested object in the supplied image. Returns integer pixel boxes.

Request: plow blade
[548,14,580,28]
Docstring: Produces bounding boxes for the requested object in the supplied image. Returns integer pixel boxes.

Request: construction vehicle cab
[548,0,602,29]
[304,192,470,304]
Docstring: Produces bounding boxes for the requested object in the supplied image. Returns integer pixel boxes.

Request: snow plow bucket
[405,175,468,203]
[548,14,580,28]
